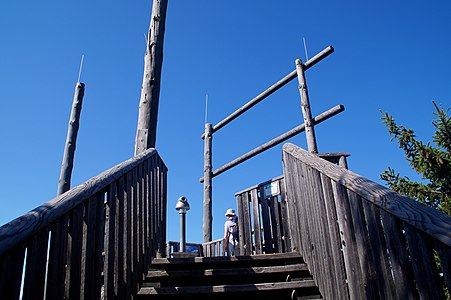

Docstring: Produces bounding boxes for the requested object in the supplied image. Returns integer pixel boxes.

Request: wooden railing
[166,241,203,257]
[202,238,225,257]
[235,176,292,256]
[282,143,451,299]
[0,148,167,300]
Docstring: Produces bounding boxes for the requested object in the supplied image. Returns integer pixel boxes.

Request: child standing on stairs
[223,208,239,256]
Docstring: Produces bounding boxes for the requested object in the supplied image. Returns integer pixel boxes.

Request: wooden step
[139,280,316,295]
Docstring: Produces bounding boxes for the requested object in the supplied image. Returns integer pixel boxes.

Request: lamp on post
[175,196,190,252]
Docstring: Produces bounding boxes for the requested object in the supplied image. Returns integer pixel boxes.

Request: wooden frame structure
[200,45,345,242]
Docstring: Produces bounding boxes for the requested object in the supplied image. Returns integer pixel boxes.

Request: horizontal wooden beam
[201,46,335,139]
[200,104,344,183]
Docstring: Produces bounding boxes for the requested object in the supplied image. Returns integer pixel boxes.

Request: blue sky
[1,1,450,243]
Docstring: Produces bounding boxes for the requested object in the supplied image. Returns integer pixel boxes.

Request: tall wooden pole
[58,82,85,195]
[203,123,213,242]
[135,0,168,155]
[295,59,318,153]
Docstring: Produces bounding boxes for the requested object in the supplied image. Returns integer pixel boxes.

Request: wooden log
[200,104,344,182]
[295,59,317,153]
[203,123,213,242]
[201,46,334,138]
[58,82,85,195]
[135,0,168,153]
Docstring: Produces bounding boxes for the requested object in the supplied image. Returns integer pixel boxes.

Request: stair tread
[151,252,303,268]
[146,263,308,279]
[139,280,317,295]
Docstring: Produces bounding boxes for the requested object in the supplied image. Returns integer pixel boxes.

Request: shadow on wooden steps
[138,252,322,300]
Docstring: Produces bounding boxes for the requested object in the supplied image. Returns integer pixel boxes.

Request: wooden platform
[138,252,322,299]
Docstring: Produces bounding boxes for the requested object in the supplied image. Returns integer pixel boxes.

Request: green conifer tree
[381,101,451,215]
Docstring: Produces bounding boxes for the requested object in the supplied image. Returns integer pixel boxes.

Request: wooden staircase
[138,252,322,299]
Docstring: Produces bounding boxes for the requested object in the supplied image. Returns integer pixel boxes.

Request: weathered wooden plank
[303,164,337,300]
[81,195,103,300]
[22,229,49,300]
[362,200,396,299]
[404,223,444,299]
[125,171,133,298]
[117,176,126,299]
[0,245,25,300]
[65,204,84,299]
[131,167,139,292]
[140,280,317,295]
[104,182,118,299]
[435,240,451,293]
[258,187,273,253]
[283,143,451,247]
[236,194,246,255]
[137,163,144,279]
[147,263,308,279]
[347,190,379,299]
[241,192,252,255]
[0,148,158,256]
[251,189,263,254]
[380,210,418,299]
[320,173,349,299]
[46,216,69,300]
[331,181,365,299]
[278,179,292,252]
[268,196,282,253]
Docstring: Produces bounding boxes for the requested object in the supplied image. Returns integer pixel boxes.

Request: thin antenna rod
[77,55,84,83]
[205,94,209,124]
[303,37,309,61]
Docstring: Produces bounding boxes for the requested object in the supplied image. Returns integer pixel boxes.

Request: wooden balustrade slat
[258,187,273,254]
[362,200,396,299]
[320,173,349,299]
[104,182,118,299]
[125,171,133,298]
[116,175,126,299]
[22,229,49,300]
[379,210,418,299]
[251,189,262,254]
[46,216,69,300]
[269,196,282,253]
[66,204,84,299]
[241,192,252,255]
[404,223,444,299]
[0,245,25,300]
[131,167,139,291]
[278,179,292,252]
[235,194,246,255]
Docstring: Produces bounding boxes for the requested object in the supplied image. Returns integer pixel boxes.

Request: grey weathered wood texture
[295,59,317,153]
[135,0,168,154]
[282,142,451,299]
[0,148,168,300]
[57,82,85,195]
[234,176,292,255]
[203,123,213,242]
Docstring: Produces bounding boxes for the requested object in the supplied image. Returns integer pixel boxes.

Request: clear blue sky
[1,1,450,243]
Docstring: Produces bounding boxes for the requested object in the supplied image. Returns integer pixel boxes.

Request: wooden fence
[234,176,292,256]
[282,142,451,299]
[0,148,167,300]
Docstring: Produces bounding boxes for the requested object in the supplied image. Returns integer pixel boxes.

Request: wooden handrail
[283,143,451,246]
[0,148,162,256]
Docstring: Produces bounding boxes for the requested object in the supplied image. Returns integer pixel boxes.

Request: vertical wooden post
[295,59,318,153]
[135,0,168,155]
[203,123,213,242]
[58,82,85,195]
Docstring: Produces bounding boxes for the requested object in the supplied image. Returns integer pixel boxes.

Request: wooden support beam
[201,46,334,139]
[203,123,213,242]
[296,59,317,153]
[135,0,168,154]
[58,82,85,195]
[200,104,344,182]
